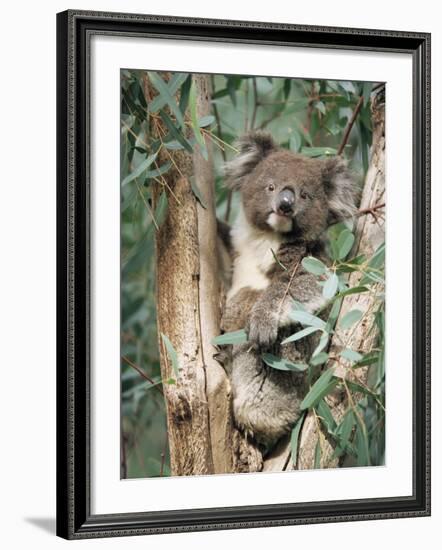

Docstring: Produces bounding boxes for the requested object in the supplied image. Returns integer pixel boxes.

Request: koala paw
[247,310,279,348]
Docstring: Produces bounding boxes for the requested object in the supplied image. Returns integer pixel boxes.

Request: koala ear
[224,131,276,189]
[322,156,359,223]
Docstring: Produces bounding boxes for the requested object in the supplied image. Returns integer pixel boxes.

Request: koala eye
[300,190,309,200]
[267,183,275,192]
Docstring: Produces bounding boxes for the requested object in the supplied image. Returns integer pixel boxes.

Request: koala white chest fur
[227,205,282,300]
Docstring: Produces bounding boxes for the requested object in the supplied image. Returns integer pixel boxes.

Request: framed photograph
[56,10,431,539]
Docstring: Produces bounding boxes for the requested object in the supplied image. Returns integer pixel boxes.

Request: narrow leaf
[301,368,337,410]
[154,191,168,228]
[290,310,326,330]
[198,115,216,128]
[212,329,248,345]
[149,72,186,129]
[314,440,322,468]
[310,352,329,366]
[290,412,306,466]
[159,110,193,153]
[281,326,319,345]
[189,177,207,209]
[262,353,308,372]
[189,80,209,160]
[339,309,363,330]
[121,152,158,187]
[301,146,337,157]
[312,332,329,358]
[149,72,188,113]
[340,348,363,363]
[161,333,180,378]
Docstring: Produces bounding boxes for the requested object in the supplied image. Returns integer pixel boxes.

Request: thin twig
[121,355,164,395]
[277,260,300,316]
[356,202,385,217]
[337,95,364,155]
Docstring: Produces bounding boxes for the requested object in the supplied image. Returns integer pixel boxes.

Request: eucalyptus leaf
[212,329,248,345]
[121,152,158,187]
[323,273,339,300]
[161,333,180,378]
[302,256,327,275]
[148,72,186,129]
[261,353,309,372]
[159,110,193,154]
[301,368,337,410]
[336,229,355,259]
[281,326,320,345]
[290,412,306,466]
[339,309,363,330]
[290,310,326,329]
[340,348,363,363]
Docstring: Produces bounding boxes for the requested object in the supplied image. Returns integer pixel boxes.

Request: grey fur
[219,131,359,451]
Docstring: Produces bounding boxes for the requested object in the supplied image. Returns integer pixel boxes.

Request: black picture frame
[56,9,431,540]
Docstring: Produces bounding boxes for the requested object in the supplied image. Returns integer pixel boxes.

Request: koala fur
[220,131,358,451]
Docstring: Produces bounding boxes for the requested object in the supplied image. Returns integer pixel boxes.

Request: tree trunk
[264,86,386,472]
[152,74,259,475]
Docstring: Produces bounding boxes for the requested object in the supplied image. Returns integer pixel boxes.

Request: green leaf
[289,130,302,152]
[355,415,371,466]
[340,348,363,363]
[310,352,329,366]
[164,140,185,151]
[336,286,369,298]
[178,74,192,115]
[227,77,238,106]
[325,297,342,332]
[290,310,326,330]
[149,72,186,129]
[362,82,372,107]
[154,191,168,227]
[144,161,172,182]
[302,256,327,275]
[353,352,379,367]
[159,110,193,154]
[333,409,356,458]
[323,273,339,300]
[198,115,216,128]
[339,309,363,330]
[336,229,355,259]
[212,329,248,345]
[149,72,188,113]
[189,177,207,209]
[161,333,180,378]
[189,80,209,160]
[290,412,306,466]
[314,440,322,469]
[281,326,320,344]
[312,332,329,358]
[261,353,308,372]
[301,368,337,410]
[315,100,326,115]
[121,152,158,187]
[316,399,337,434]
[301,146,337,157]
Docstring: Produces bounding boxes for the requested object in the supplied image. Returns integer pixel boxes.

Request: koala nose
[277,189,295,215]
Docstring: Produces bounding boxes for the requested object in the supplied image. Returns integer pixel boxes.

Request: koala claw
[247,312,279,348]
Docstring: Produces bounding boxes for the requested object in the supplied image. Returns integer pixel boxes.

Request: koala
[219,131,358,451]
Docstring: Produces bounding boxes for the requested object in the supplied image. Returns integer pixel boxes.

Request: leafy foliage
[121,69,380,478]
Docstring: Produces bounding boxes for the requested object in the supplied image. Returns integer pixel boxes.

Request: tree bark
[153,74,251,475]
[264,86,386,471]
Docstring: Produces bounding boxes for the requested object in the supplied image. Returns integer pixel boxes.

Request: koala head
[225,131,359,241]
